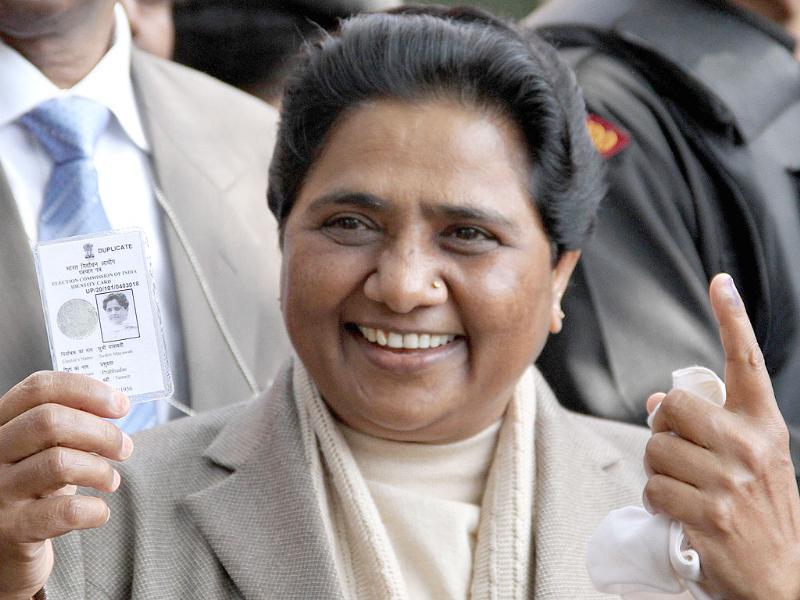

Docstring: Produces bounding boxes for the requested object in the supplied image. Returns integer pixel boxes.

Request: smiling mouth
[354,325,458,349]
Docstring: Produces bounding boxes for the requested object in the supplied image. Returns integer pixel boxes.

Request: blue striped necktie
[19,96,112,241]
[21,97,159,433]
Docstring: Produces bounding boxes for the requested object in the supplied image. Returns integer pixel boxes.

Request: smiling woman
[4,5,800,600]
[281,97,581,444]
[270,6,603,449]
[262,11,627,595]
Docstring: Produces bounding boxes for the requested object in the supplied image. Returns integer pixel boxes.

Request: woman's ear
[549,250,581,334]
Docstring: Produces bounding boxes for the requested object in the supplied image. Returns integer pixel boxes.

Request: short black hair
[103,292,129,310]
[267,6,606,256]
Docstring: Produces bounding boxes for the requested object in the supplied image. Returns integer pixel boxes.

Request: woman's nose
[363,245,447,314]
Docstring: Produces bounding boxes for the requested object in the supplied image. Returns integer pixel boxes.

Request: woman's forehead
[296,98,533,211]
[328,98,526,161]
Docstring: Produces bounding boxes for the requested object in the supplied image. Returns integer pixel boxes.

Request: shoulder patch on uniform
[586,114,629,158]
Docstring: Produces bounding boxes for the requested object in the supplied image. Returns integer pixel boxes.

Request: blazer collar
[180,362,344,599]
[128,48,266,404]
[129,48,252,192]
[530,368,640,598]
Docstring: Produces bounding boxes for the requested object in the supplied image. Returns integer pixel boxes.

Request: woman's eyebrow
[423,202,520,232]
[308,191,387,212]
[307,194,521,232]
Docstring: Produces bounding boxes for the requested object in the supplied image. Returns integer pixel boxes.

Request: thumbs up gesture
[644,274,800,599]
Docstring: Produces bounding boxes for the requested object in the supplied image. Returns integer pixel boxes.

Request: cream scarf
[292,361,536,600]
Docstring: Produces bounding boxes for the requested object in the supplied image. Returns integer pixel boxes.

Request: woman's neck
[338,418,502,505]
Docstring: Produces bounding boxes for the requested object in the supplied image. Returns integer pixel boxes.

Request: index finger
[709,273,776,417]
[0,371,129,427]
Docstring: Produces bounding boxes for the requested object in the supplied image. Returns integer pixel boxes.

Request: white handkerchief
[586,366,725,600]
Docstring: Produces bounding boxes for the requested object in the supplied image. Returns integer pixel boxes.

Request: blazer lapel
[128,50,288,411]
[531,370,646,599]
[0,165,51,394]
[181,364,343,599]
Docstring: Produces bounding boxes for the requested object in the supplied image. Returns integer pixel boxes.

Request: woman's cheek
[282,237,365,327]
[472,259,552,334]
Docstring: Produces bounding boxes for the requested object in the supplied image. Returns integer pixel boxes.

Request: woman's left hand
[644,273,800,600]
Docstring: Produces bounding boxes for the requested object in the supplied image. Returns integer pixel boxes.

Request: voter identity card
[34,230,172,403]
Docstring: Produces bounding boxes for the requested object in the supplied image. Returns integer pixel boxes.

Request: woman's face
[281,99,579,443]
[105,299,128,324]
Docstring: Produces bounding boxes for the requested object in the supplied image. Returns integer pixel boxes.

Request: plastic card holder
[34,229,172,404]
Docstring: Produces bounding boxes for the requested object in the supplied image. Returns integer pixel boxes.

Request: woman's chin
[314,329,474,441]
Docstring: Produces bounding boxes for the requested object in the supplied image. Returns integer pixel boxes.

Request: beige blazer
[45,361,649,599]
[0,49,291,410]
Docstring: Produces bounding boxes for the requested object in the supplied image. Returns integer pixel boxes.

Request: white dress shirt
[0,4,185,424]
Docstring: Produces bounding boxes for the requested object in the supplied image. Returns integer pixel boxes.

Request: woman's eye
[440,225,499,253]
[443,225,496,243]
[321,214,381,244]
[450,226,490,241]
[325,216,368,230]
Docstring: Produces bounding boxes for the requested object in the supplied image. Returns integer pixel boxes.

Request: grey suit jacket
[0,49,291,411]
[46,361,648,599]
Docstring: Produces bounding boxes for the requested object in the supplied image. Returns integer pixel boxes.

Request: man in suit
[0,0,291,431]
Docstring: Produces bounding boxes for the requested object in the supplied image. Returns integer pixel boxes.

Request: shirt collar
[0,3,150,152]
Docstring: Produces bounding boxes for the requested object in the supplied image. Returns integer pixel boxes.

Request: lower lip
[347,328,466,374]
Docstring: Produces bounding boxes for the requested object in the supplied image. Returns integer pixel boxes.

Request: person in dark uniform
[523,0,800,478]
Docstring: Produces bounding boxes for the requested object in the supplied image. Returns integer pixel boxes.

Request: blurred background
[166,0,545,107]
[418,0,541,19]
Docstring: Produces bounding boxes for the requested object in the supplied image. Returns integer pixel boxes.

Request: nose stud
[432,280,442,289]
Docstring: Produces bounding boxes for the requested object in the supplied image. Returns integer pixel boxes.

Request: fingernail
[646,401,662,430]
[120,433,134,459]
[113,391,129,412]
[642,491,657,515]
[112,469,121,490]
[722,274,741,307]
[105,506,111,524]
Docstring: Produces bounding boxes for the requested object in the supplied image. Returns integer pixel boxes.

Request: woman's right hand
[0,372,132,600]
[644,275,800,600]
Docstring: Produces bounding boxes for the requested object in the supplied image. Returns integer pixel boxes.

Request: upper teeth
[357,326,457,349]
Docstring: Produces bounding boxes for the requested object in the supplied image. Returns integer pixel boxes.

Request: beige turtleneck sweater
[337,421,502,599]
[294,360,535,600]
